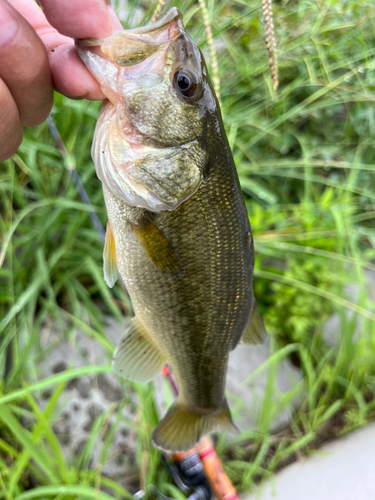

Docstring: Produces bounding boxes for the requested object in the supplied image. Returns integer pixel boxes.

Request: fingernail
[106,1,123,31]
[0,0,19,46]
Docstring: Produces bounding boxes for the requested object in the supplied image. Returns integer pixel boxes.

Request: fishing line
[46,115,106,243]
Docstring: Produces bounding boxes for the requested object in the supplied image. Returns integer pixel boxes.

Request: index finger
[39,0,123,98]
[39,0,122,39]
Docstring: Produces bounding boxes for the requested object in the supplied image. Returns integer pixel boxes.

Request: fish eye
[173,69,198,98]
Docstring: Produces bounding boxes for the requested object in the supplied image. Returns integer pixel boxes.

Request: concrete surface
[245,423,375,500]
[38,317,138,486]
[227,339,302,432]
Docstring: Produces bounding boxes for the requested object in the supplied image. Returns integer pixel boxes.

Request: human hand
[0,0,122,161]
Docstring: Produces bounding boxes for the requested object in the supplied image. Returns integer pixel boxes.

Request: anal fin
[112,317,166,383]
[129,214,184,276]
[103,221,118,288]
[241,299,267,345]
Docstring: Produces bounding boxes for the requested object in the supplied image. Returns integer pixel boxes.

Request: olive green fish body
[104,136,254,409]
[76,8,265,452]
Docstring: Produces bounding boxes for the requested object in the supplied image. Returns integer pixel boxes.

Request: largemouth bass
[76,8,266,453]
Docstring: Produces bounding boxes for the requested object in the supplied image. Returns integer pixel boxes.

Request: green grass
[1,0,375,497]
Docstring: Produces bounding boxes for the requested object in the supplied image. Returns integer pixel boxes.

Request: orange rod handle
[195,437,239,500]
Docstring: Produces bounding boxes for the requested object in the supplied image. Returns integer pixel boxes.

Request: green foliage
[1,0,375,497]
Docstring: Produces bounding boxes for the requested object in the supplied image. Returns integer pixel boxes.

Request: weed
[1,0,375,497]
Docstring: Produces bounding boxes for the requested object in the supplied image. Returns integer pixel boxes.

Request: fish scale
[104,145,252,411]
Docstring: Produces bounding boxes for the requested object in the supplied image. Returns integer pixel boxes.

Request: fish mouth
[76,8,183,67]
[75,8,185,146]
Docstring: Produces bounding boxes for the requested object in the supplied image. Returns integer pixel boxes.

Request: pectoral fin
[130,215,185,276]
[112,317,166,382]
[103,221,118,288]
[241,299,267,345]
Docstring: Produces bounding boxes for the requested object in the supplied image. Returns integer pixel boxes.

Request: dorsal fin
[129,214,185,276]
[103,221,118,288]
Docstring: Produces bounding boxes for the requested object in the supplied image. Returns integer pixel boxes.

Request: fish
[76,7,266,453]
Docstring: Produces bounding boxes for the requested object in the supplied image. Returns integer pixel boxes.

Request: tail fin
[152,399,238,453]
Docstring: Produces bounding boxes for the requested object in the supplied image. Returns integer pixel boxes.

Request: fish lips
[75,8,184,68]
